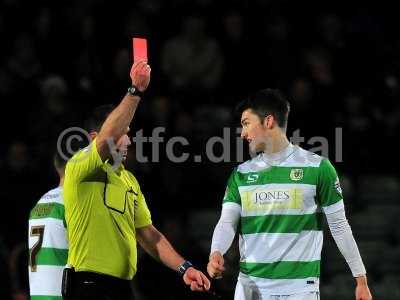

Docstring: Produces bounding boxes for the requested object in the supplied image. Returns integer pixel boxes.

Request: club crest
[290,169,303,181]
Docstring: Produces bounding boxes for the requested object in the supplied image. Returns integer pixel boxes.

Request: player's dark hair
[53,149,68,171]
[84,104,115,133]
[236,88,291,129]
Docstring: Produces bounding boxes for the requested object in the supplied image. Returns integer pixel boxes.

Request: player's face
[116,127,131,161]
[240,109,270,153]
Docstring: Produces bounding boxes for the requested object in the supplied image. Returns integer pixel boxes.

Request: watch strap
[127,85,144,98]
[178,260,193,276]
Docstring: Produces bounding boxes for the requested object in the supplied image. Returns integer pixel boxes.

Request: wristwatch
[178,260,193,276]
[127,85,144,98]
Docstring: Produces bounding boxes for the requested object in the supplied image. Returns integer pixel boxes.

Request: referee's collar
[103,160,125,174]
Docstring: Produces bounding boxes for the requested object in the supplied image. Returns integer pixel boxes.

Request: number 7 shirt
[28,186,68,299]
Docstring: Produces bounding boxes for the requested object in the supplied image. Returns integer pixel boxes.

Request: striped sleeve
[317,159,344,214]
[223,168,241,205]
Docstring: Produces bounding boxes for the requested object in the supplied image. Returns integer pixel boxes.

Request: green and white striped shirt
[223,144,343,294]
[28,187,68,300]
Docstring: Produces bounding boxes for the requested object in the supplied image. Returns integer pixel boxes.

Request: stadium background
[0,0,399,299]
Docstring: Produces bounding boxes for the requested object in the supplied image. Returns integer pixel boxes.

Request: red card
[132,38,148,62]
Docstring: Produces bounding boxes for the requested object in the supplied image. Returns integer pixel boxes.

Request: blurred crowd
[1,0,399,299]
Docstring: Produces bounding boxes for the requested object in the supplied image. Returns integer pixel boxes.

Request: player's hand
[355,284,372,300]
[207,251,225,279]
[130,60,151,92]
[355,276,372,300]
[183,267,211,292]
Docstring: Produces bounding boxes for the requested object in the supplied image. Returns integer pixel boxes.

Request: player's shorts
[234,280,320,300]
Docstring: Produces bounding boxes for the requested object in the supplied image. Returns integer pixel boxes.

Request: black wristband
[127,85,144,98]
[178,260,193,276]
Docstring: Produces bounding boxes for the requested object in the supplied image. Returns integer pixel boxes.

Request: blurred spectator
[174,110,195,137]
[40,75,68,116]
[0,237,11,299]
[0,68,12,97]
[137,0,163,16]
[161,15,224,94]
[219,11,248,95]
[74,14,104,96]
[9,243,28,300]
[290,78,313,107]
[150,95,172,127]
[3,141,37,247]
[6,141,34,178]
[305,48,334,87]
[124,10,150,38]
[317,14,345,50]
[27,75,73,165]
[7,34,41,81]
[34,7,52,41]
[288,78,314,137]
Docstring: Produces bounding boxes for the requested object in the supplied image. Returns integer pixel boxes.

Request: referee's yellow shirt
[64,139,152,280]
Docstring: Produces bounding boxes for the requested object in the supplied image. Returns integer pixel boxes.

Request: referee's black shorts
[64,271,134,300]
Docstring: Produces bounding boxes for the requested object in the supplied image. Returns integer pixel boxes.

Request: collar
[261,143,296,166]
[103,159,125,174]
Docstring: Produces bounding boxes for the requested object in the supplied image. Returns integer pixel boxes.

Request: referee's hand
[183,267,211,292]
[130,60,151,92]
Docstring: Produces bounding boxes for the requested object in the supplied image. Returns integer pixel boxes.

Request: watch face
[128,86,142,97]
[179,261,192,274]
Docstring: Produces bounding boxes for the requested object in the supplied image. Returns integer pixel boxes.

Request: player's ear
[89,131,98,140]
[263,115,274,129]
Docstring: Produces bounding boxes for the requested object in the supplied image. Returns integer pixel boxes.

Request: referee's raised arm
[96,60,151,161]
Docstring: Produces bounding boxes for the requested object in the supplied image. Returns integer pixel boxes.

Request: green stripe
[34,248,68,266]
[241,213,323,234]
[223,168,241,205]
[240,260,320,279]
[317,159,343,207]
[30,203,65,220]
[31,296,62,300]
[237,166,319,186]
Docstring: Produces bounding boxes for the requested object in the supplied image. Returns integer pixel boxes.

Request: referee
[63,60,210,299]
